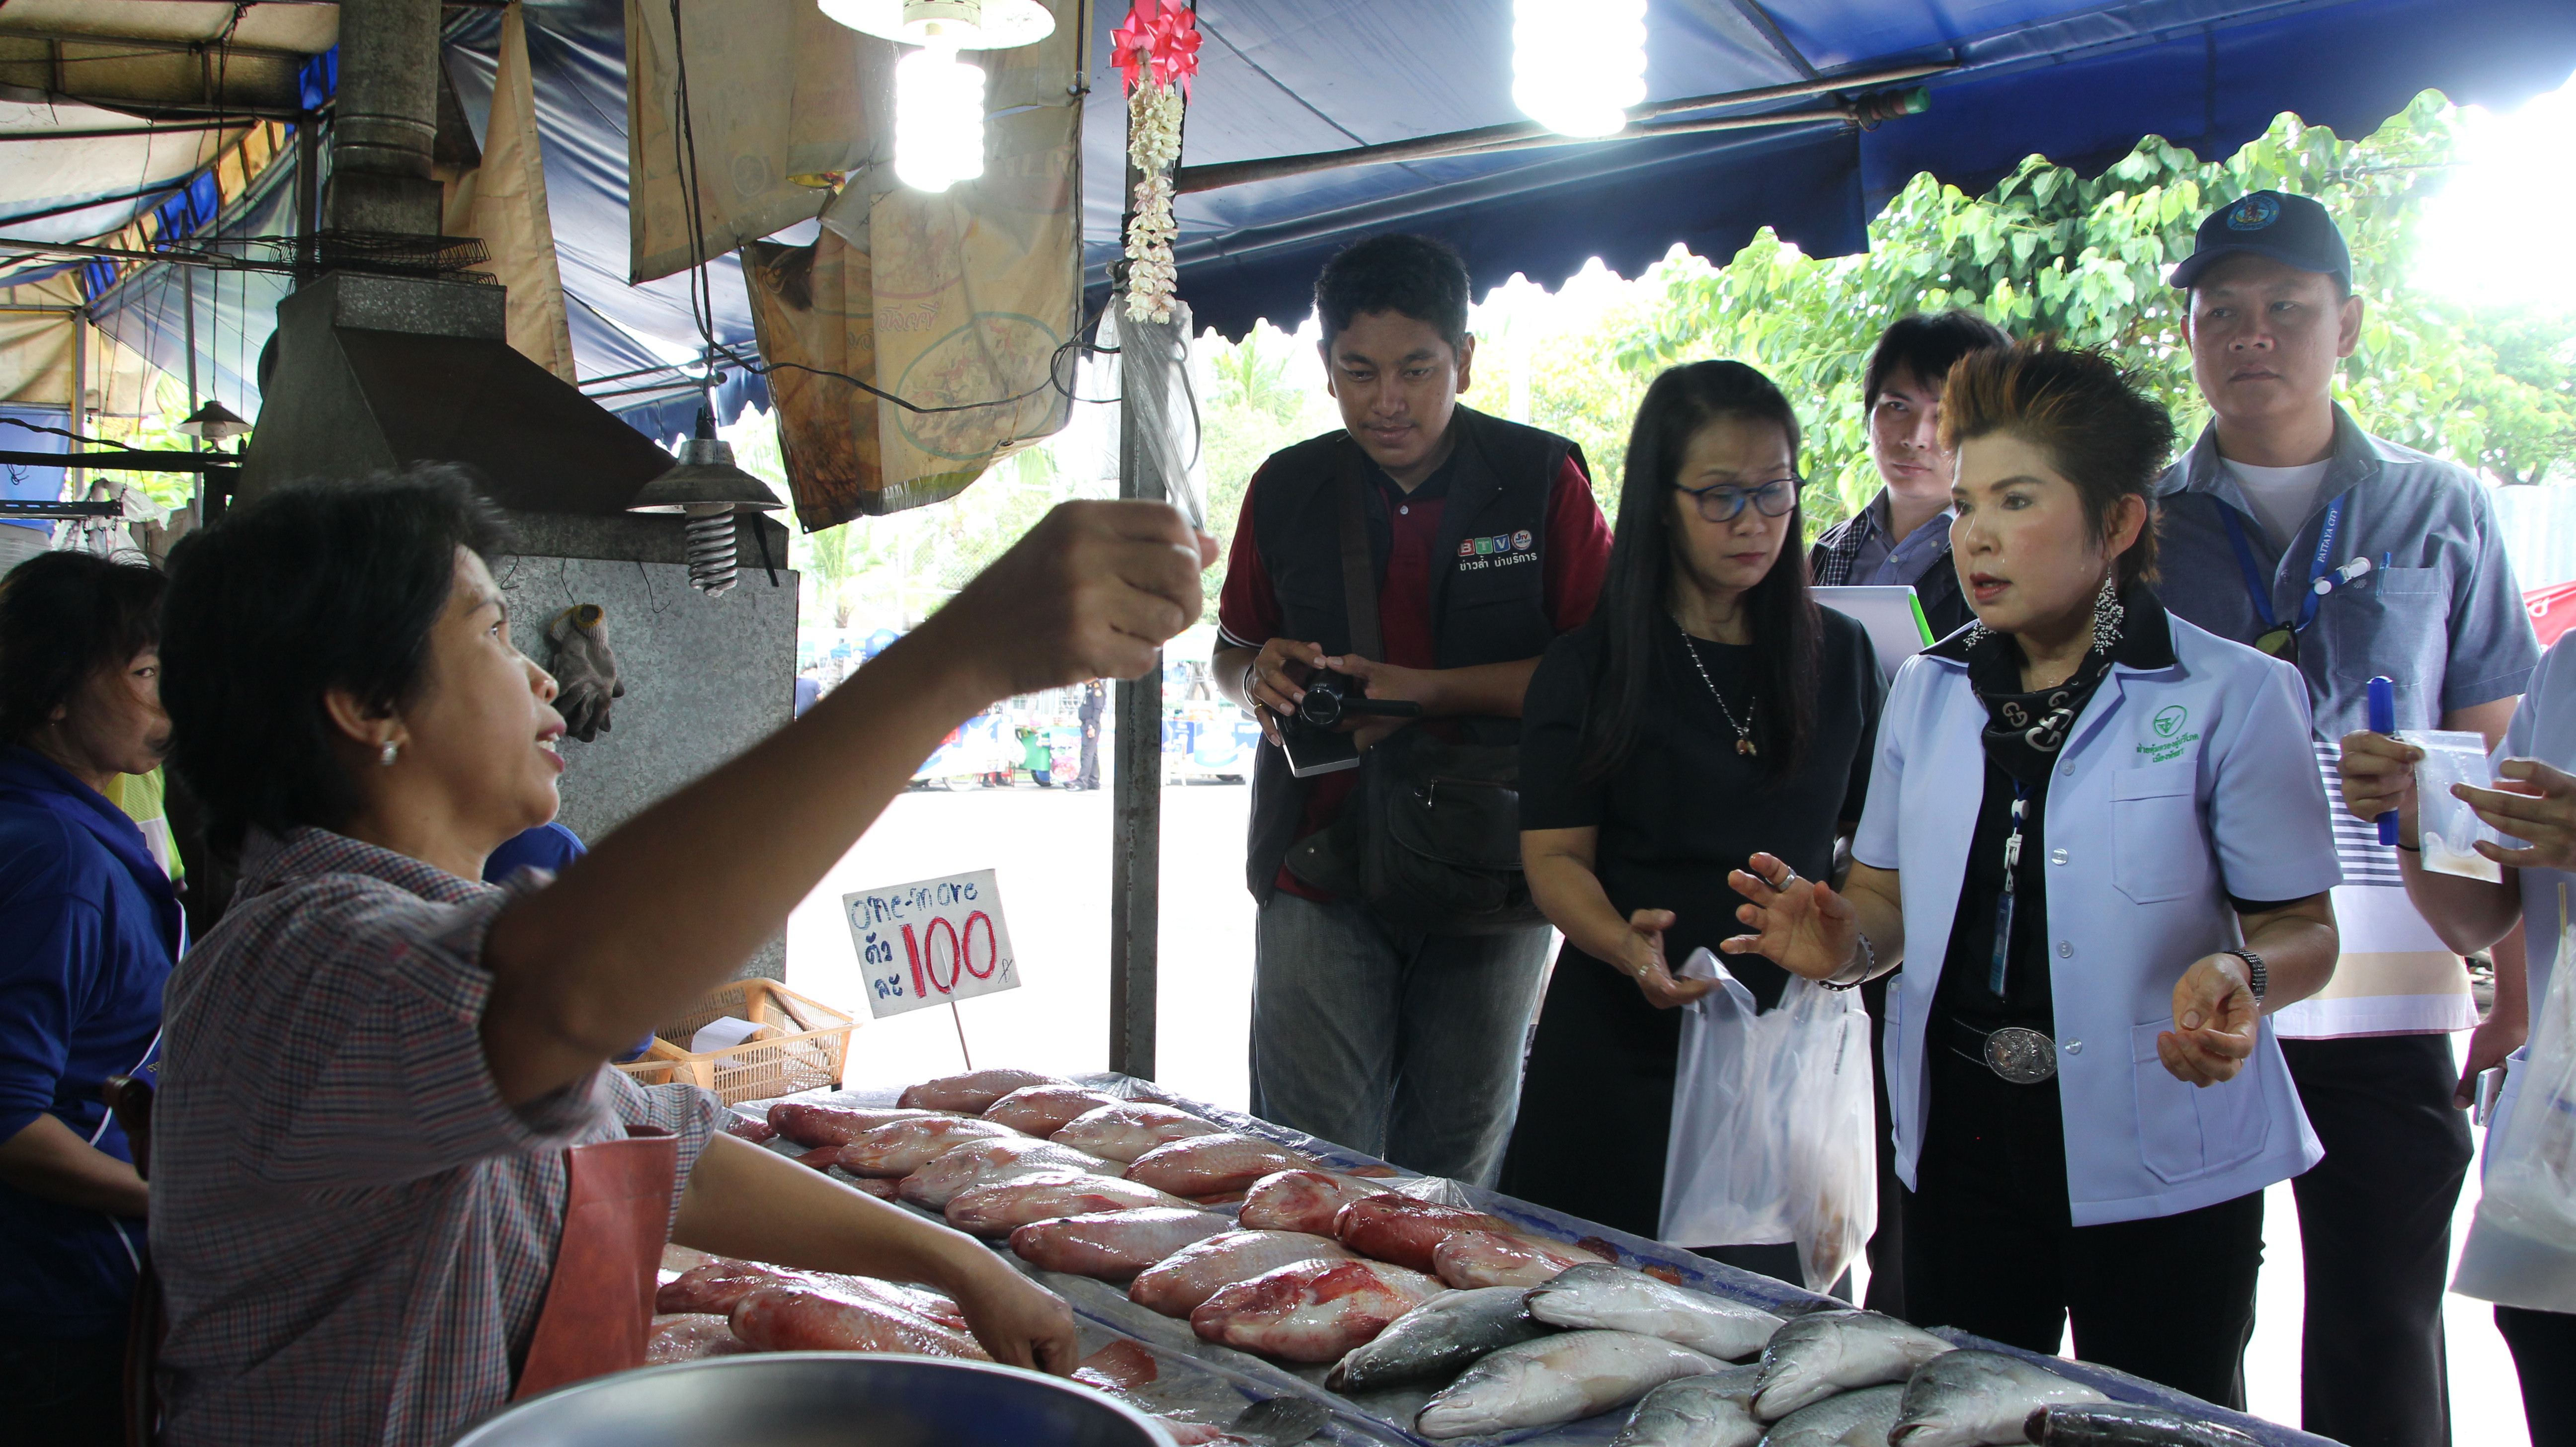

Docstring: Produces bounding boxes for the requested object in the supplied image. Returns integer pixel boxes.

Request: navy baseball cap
[2169,190,2350,290]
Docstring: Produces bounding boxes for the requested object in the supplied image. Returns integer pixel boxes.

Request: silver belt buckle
[1984,1026,2059,1084]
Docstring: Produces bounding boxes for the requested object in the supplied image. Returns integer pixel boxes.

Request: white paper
[688,1015,770,1054]
[1813,585,1938,678]
[842,868,1022,1019]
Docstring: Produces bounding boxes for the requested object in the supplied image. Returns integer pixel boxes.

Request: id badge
[2253,625,2299,664]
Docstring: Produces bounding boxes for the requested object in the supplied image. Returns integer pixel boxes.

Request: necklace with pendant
[1672,613,1758,757]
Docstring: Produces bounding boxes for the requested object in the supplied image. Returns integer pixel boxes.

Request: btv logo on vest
[1457,530,1538,572]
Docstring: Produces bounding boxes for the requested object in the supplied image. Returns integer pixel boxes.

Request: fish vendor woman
[1727,341,2341,1408]
[145,469,1210,1445]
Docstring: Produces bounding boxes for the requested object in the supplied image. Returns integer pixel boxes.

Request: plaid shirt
[152,827,718,1447]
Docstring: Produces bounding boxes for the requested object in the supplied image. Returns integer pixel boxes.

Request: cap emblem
[2226,194,2281,232]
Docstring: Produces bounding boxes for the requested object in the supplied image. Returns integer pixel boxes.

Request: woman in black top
[1499,361,1882,1282]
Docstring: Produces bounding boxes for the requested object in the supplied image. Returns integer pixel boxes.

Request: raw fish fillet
[983,1084,1121,1135]
[1333,1194,1511,1272]
[797,1145,841,1170]
[836,1116,1020,1176]
[1189,1257,1441,1363]
[646,1313,751,1364]
[1416,1329,1722,1439]
[1432,1229,1610,1289]
[1130,1230,1357,1317]
[1125,1133,1319,1195]
[1051,1103,1223,1163]
[1075,1339,1160,1392]
[724,1116,777,1143]
[767,1101,954,1146]
[1238,1169,1381,1235]
[898,1136,1118,1208]
[655,1258,965,1331]
[1009,1207,1234,1279]
[899,1067,1069,1114]
[730,1283,990,1359]
[945,1170,1191,1236]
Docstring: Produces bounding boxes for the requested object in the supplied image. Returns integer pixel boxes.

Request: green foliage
[1615,93,2576,533]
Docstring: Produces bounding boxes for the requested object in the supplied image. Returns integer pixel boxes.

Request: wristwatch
[2221,948,2268,1005]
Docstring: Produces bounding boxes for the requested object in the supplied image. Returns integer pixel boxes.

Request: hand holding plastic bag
[2453,885,2576,1312]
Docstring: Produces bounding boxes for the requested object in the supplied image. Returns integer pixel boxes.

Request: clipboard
[1813,585,1938,678]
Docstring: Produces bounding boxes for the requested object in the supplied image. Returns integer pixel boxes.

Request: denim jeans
[1247,891,1552,1186]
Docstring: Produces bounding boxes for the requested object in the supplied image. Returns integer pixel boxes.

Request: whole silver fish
[1324,1286,1555,1393]
[1526,1263,1784,1361]
[1753,1310,1955,1421]
[1890,1350,2107,1447]
[1416,1329,1721,1439]
[2024,1404,2260,1447]
[1609,1364,1765,1447]
[1764,1382,1904,1447]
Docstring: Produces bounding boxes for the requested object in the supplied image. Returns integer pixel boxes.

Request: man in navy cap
[2154,190,2537,1447]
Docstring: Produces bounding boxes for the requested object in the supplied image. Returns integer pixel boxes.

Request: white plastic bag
[1660,949,1876,1292]
[2454,885,2576,1312]
[2410,729,2512,883]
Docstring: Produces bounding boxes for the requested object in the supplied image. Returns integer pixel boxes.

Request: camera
[1277,671,1422,742]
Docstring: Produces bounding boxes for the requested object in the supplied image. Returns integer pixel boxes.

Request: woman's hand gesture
[2459,757,2576,873]
[1722,852,1860,980]
[1611,908,1714,1009]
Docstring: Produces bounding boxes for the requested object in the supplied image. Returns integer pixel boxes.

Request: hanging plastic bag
[2410,729,2515,883]
[2453,884,2576,1313]
[1660,950,1875,1293]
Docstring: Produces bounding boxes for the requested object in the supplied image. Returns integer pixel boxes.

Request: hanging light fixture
[175,400,251,444]
[816,0,1054,193]
[1512,0,1648,139]
[627,406,788,596]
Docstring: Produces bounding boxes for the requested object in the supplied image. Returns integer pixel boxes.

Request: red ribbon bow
[1114,0,1200,97]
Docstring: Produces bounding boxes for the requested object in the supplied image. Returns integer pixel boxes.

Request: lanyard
[2218,490,2344,635]
[1990,783,2027,998]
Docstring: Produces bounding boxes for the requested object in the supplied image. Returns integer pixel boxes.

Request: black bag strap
[1333,445,1383,661]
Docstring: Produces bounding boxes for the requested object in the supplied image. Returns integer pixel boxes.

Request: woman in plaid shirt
[148,467,1212,1447]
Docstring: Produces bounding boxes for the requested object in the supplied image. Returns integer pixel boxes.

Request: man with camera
[1212,234,1612,1184]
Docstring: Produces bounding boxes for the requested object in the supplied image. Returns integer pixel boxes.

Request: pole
[183,269,201,449]
[1109,323,1162,1081]
[67,307,86,505]
[294,110,321,281]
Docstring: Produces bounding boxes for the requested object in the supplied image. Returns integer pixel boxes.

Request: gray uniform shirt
[2155,406,2539,1036]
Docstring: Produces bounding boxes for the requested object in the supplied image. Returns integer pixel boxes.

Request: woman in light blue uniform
[1726,340,2341,1406]
[2339,641,2576,1446]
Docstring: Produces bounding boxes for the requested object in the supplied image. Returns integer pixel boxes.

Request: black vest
[1241,406,1580,899]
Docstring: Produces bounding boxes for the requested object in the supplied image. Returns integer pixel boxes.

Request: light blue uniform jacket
[1854,611,2343,1226]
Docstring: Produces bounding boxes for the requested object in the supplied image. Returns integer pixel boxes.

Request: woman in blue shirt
[1728,341,2342,1407]
[0,551,182,1447]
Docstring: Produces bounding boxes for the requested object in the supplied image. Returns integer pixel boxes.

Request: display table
[743,1074,2331,1447]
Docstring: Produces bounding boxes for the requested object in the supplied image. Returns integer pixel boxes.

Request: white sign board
[843,869,1021,1019]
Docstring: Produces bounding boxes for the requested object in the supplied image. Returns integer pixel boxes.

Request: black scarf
[1929,584,2174,788]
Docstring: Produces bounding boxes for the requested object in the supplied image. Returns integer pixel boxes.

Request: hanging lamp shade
[814,0,1054,49]
[175,400,251,442]
[627,410,787,514]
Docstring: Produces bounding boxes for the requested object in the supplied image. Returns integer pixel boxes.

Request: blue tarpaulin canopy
[5,0,2572,428]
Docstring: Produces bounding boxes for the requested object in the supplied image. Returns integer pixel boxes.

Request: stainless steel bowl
[452,1353,1179,1447]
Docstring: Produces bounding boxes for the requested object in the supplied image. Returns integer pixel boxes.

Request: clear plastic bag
[2410,729,2511,882]
[1660,950,1876,1292]
[2452,885,2576,1312]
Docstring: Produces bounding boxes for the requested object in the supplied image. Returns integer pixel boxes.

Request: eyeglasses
[1674,477,1802,524]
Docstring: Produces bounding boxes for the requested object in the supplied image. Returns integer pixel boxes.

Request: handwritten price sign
[843,869,1020,1020]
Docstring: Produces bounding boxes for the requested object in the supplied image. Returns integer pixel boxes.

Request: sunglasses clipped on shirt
[1674,476,1804,524]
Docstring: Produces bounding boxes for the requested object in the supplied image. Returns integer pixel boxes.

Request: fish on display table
[898,1067,1071,1113]
[1889,1350,2107,1447]
[1610,1365,1766,1447]
[1125,1133,1320,1196]
[1189,1257,1442,1363]
[1753,1310,1957,1421]
[1239,1169,1382,1235]
[984,1084,1122,1135]
[768,1100,954,1146]
[1764,1381,1905,1447]
[1009,1207,1235,1279]
[945,1170,1193,1236]
[657,1259,967,1331]
[1415,1329,1723,1439]
[1430,1229,1610,1289]
[1333,1194,1511,1273]
[796,1145,842,1171]
[835,1116,1021,1176]
[645,1313,751,1365]
[1323,1285,1555,1393]
[897,1136,1119,1208]
[729,1282,991,1359]
[1053,1103,1225,1164]
[2023,1404,2261,1447]
[723,1115,777,1143]
[1130,1230,1358,1317]
[1525,1262,1784,1361]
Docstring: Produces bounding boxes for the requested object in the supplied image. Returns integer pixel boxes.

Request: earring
[379,740,400,768]
[2092,573,2125,651]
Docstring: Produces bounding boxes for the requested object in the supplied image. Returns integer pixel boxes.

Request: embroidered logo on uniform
[1457,540,1476,559]
[1512,530,1534,552]
[2153,705,2188,738]
[2225,194,2280,232]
